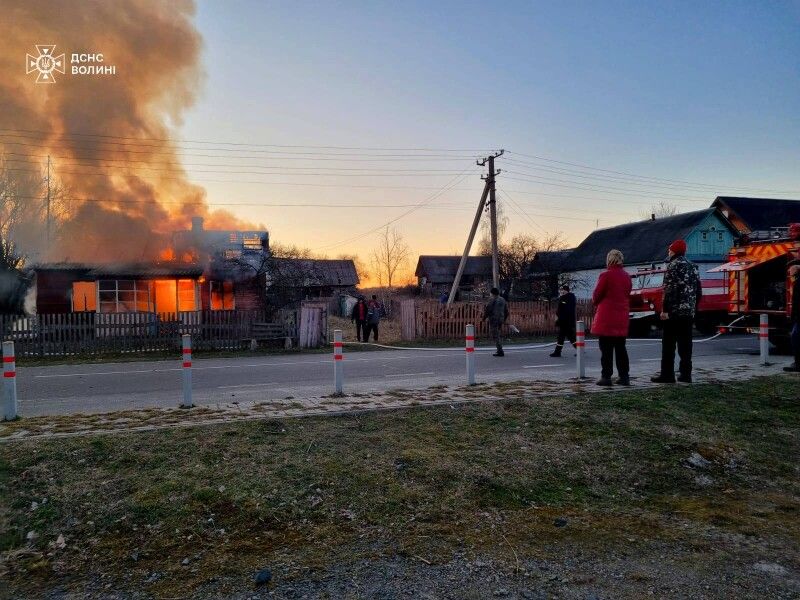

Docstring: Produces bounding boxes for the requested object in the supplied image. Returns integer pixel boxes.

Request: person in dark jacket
[550,284,577,357]
[483,287,509,357]
[652,240,702,383]
[784,262,800,372]
[591,249,632,386]
[364,295,382,342]
[351,297,368,342]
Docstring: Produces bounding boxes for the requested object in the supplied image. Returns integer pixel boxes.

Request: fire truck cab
[709,224,800,351]
[628,266,729,336]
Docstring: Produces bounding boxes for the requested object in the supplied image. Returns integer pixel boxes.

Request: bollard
[465,324,476,385]
[575,321,586,379]
[3,341,17,421]
[759,313,769,366]
[333,329,343,395]
[181,334,193,408]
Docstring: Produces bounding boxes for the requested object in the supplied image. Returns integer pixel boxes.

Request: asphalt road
[13,334,773,417]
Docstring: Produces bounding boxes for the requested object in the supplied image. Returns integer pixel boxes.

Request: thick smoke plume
[0,0,258,263]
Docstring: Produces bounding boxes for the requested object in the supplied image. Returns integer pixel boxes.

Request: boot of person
[596,377,613,386]
[784,362,800,372]
[651,373,676,383]
[493,344,504,357]
[549,345,562,358]
[677,373,692,383]
[614,376,631,386]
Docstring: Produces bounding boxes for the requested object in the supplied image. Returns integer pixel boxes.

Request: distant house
[557,209,738,299]
[415,255,493,297]
[269,258,359,297]
[712,196,800,234]
[524,249,574,299]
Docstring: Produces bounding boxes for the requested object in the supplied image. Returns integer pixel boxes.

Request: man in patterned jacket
[652,239,702,383]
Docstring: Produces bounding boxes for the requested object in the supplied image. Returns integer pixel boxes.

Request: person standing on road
[784,262,800,373]
[365,294,382,342]
[483,287,509,357]
[591,249,632,386]
[651,240,702,384]
[550,284,577,357]
[351,296,368,342]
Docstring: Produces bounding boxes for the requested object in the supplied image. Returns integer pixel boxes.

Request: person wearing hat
[651,239,702,383]
[784,261,800,372]
[550,284,577,357]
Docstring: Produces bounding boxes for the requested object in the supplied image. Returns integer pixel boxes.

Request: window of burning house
[242,234,263,251]
[98,280,154,313]
[72,282,97,312]
[210,281,235,310]
[177,279,198,311]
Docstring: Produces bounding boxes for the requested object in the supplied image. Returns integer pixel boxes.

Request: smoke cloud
[0,0,258,263]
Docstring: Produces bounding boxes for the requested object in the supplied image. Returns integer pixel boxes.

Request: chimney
[191,216,204,232]
[651,213,656,221]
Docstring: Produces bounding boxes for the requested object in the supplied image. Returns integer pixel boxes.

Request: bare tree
[640,201,679,220]
[370,226,410,289]
[336,253,368,285]
[1,155,69,312]
[499,232,570,297]
[477,201,509,256]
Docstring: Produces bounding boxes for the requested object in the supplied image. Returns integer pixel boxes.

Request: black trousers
[598,336,629,379]
[364,323,379,341]
[660,315,694,377]
[354,320,367,342]
[556,323,576,347]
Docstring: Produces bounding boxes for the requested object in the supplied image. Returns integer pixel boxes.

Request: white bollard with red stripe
[465,324,476,385]
[181,334,193,408]
[333,329,343,395]
[576,321,586,379]
[3,341,17,421]
[759,313,769,366]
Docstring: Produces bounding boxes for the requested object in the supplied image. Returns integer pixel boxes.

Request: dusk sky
[179,1,800,268]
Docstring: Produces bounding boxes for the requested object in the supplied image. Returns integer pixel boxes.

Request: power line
[506,151,800,195]
[0,129,496,153]
[317,168,475,251]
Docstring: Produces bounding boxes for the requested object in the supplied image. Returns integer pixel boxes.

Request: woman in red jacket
[591,249,632,386]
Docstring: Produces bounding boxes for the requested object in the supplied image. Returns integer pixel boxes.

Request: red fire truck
[628,267,730,336]
[709,224,800,351]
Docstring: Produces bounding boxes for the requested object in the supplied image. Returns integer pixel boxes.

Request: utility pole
[483,152,502,288]
[45,155,51,252]
[447,149,504,305]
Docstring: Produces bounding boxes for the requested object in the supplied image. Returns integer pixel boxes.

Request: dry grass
[0,377,798,598]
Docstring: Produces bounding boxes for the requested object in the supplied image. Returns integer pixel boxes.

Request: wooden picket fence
[0,309,303,357]
[402,299,594,340]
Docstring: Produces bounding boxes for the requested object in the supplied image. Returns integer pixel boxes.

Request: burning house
[29,218,358,315]
[30,217,270,315]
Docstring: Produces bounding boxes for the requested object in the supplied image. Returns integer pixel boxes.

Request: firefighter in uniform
[550,284,577,357]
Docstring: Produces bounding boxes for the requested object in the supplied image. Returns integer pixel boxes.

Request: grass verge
[0,376,797,597]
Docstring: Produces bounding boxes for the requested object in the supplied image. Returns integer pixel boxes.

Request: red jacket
[591,265,632,337]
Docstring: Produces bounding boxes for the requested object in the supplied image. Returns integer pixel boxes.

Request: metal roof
[713,196,800,232]
[562,209,729,271]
